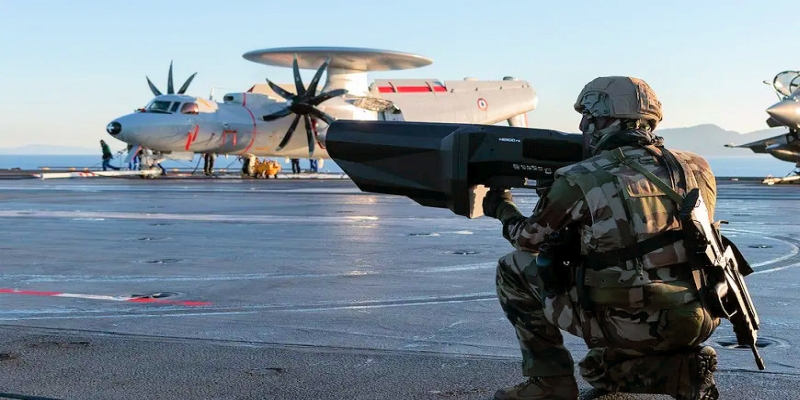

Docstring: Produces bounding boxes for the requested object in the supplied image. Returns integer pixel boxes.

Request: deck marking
[0,288,211,307]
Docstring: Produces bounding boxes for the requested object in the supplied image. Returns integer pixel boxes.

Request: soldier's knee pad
[656,301,720,350]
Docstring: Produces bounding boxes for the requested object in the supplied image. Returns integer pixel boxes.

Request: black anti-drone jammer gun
[325,120,585,218]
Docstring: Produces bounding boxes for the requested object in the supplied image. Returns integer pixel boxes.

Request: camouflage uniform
[490,77,720,399]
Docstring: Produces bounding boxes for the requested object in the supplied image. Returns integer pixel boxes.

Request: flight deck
[0,178,798,399]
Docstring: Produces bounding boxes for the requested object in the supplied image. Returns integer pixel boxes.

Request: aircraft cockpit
[139,96,218,115]
[771,70,800,99]
[143,99,179,114]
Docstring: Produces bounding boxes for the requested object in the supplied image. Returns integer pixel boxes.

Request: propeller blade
[304,115,316,157]
[267,79,295,101]
[276,114,302,151]
[146,77,162,96]
[292,54,306,97]
[177,72,197,94]
[307,107,336,125]
[262,107,292,121]
[309,89,348,106]
[167,61,175,94]
[306,58,330,97]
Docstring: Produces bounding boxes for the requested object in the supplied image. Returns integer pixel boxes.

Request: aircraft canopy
[772,70,800,97]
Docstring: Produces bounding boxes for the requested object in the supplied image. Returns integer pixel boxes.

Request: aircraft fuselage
[108,94,331,159]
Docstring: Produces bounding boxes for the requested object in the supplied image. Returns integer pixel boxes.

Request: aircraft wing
[726,132,793,154]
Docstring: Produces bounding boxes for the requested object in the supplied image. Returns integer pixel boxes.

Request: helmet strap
[586,120,625,155]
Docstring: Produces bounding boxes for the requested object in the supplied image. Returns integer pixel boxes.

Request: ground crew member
[203,153,216,176]
[126,144,142,171]
[100,140,119,171]
[291,158,301,174]
[483,76,720,400]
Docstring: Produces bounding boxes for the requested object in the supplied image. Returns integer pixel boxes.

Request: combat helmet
[574,76,663,130]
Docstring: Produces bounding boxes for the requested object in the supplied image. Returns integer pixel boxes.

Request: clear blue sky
[1,0,797,148]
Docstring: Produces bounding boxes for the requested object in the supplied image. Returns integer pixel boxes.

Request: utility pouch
[536,243,564,299]
[535,229,579,299]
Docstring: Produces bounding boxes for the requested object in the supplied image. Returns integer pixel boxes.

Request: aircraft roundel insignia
[477,98,488,110]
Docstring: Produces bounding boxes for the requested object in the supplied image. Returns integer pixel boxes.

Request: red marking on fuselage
[184,125,200,150]
[378,85,447,93]
[222,130,238,146]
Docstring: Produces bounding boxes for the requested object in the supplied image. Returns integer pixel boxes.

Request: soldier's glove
[482,188,515,219]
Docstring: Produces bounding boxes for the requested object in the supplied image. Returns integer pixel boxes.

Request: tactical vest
[557,146,701,310]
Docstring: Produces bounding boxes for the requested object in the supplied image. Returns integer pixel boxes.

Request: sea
[0,154,794,178]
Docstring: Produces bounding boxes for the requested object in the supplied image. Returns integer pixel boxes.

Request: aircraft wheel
[140,166,162,179]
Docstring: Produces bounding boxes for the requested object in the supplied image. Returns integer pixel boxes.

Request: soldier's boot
[494,375,578,400]
[580,346,717,400]
[674,346,719,400]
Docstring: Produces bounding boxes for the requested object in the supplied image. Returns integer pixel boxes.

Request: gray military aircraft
[106,47,538,173]
[727,71,800,176]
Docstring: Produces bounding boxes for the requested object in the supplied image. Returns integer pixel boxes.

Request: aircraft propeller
[146,61,197,96]
[262,55,348,157]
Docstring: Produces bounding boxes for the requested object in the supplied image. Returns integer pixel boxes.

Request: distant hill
[657,125,785,156]
[0,145,97,155]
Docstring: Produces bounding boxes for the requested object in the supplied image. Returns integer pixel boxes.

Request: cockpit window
[181,102,200,114]
[773,71,800,98]
[146,101,172,113]
[170,102,181,112]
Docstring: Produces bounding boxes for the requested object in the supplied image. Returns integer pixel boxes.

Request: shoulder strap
[661,148,698,192]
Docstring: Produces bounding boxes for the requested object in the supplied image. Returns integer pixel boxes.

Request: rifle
[324,120,584,218]
[681,188,765,370]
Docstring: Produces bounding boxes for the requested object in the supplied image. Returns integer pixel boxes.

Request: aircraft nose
[106,121,122,136]
[766,100,800,128]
